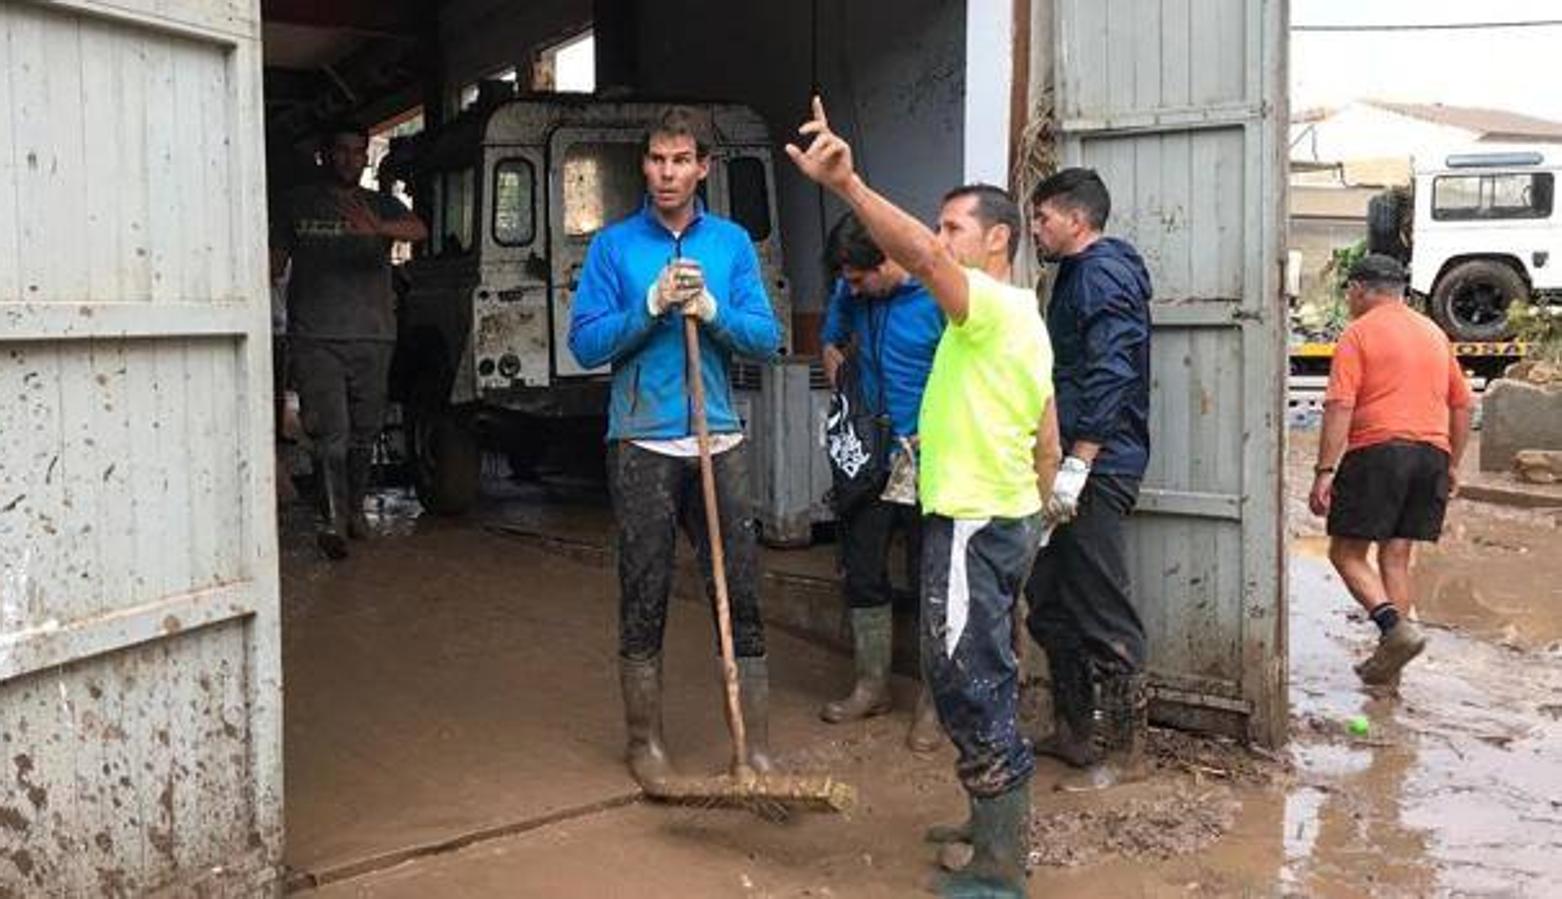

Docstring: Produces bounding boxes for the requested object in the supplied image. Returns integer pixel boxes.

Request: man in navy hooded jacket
[568,107,782,790]
[1023,168,1153,792]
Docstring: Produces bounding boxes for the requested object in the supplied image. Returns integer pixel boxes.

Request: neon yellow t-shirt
[918,269,1053,519]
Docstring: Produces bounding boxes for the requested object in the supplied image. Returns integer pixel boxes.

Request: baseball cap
[1346,253,1408,287]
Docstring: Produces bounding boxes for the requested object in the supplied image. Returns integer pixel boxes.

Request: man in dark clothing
[817,212,946,751]
[567,107,783,789]
[272,125,428,560]
[1024,167,1153,791]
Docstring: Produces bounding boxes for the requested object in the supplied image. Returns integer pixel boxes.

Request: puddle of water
[364,486,425,538]
[1292,534,1329,560]
[1413,556,1562,650]
[1284,558,1562,896]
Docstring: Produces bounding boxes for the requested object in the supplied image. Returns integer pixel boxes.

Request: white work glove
[683,289,717,323]
[1044,456,1091,523]
[646,259,704,316]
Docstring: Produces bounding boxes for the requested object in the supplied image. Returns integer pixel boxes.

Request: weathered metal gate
[1053,0,1289,744]
[0,0,281,893]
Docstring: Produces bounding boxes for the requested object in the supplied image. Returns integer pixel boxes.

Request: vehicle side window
[1432,172,1554,221]
[492,158,536,246]
[432,168,476,257]
[727,156,772,242]
[563,142,644,237]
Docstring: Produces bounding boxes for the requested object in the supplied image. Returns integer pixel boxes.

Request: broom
[637,311,854,815]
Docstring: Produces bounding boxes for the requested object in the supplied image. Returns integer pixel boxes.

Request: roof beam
[261,0,421,39]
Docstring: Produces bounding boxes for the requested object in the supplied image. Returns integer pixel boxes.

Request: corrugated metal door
[1053,0,1289,744]
[0,0,281,893]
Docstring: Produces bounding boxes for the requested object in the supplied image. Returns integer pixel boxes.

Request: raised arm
[786,96,971,324]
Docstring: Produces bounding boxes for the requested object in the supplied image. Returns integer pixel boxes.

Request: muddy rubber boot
[1364,667,1403,699]
[1033,652,1101,769]
[315,455,350,560]
[1055,672,1147,793]
[1355,620,1427,686]
[736,655,775,773]
[620,655,673,790]
[345,447,373,540]
[938,779,1031,898]
[925,794,974,846]
[821,606,894,723]
[907,685,945,753]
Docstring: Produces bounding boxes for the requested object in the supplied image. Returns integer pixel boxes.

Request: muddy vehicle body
[1368,146,1560,341]
[389,96,792,514]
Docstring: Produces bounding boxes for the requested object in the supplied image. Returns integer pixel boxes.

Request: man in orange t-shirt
[1309,254,1474,689]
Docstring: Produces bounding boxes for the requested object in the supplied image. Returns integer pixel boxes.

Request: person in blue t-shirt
[817,212,946,751]
[567,107,783,790]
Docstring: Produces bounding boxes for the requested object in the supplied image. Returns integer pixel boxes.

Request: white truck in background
[1368,146,1560,342]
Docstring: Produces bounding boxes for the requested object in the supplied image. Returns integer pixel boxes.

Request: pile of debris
[1027,788,1242,867]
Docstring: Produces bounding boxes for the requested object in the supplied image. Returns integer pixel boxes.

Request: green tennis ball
[1347,715,1370,736]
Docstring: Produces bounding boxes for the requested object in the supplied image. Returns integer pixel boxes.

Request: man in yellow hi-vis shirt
[789,97,1060,899]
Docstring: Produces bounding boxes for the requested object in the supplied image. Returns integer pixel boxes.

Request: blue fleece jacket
[568,200,782,440]
[820,276,945,440]
[1048,237,1153,477]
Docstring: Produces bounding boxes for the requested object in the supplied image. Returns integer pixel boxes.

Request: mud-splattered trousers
[608,441,765,662]
[921,512,1043,797]
[290,338,393,464]
[1024,474,1145,676]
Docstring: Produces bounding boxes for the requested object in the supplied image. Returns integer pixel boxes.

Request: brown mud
[282,434,1562,897]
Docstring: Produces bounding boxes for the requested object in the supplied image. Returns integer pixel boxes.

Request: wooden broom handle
[683,315,750,774]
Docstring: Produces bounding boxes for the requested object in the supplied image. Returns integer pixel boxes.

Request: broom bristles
[643,771,857,815]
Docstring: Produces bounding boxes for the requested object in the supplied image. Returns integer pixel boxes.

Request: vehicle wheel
[407,407,481,515]
[1428,259,1527,342]
[1366,189,1412,263]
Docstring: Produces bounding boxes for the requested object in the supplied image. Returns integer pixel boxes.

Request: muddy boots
[315,455,350,560]
[620,655,673,790]
[736,655,775,773]
[1034,651,1101,769]
[821,606,894,723]
[345,447,373,540]
[1356,619,1427,686]
[907,685,945,753]
[925,793,974,849]
[938,778,1032,898]
[1056,671,1148,792]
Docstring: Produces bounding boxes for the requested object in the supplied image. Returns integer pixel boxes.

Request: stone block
[1481,379,1562,471]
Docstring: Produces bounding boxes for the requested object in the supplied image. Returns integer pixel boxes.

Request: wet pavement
[280,439,1562,897]
[1283,558,1562,896]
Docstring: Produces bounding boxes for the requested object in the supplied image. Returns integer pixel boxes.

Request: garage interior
[260,0,983,888]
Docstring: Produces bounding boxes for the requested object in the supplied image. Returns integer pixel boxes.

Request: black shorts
[1327,440,1451,542]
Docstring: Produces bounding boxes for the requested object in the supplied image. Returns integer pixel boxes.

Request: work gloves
[647,259,718,323]
[682,287,717,323]
[1044,456,1091,523]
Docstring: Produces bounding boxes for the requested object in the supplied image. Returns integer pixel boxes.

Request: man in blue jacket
[1023,168,1153,791]
[817,213,946,752]
[568,107,783,789]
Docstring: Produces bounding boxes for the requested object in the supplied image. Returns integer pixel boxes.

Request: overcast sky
[1291,0,1562,121]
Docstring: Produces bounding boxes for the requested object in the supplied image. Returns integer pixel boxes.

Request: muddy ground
[1287,430,1562,650]
[279,430,1562,897]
